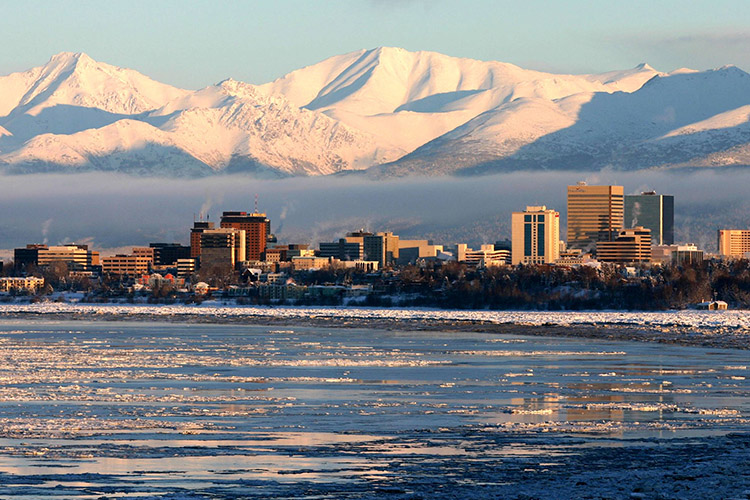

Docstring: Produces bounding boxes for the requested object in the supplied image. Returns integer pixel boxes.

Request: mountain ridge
[2,48,750,177]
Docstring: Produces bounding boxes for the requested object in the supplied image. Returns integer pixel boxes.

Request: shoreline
[1,303,749,350]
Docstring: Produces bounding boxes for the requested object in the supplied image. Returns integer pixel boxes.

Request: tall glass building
[624,192,674,246]
[566,183,624,251]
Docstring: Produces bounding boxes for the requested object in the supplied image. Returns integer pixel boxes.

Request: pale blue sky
[2,0,749,89]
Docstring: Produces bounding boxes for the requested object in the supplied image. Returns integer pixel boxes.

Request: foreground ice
[0,319,747,498]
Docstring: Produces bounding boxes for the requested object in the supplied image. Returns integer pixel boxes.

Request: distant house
[696,300,728,310]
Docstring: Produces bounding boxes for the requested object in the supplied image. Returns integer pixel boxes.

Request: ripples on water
[0,319,747,499]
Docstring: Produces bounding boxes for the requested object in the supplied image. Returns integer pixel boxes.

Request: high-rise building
[220,211,269,262]
[624,192,674,245]
[511,205,560,265]
[190,221,215,258]
[200,228,246,269]
[718,230,750,258]
[596,227,652,263]
[363,232,399,268]
[567,182,624,251]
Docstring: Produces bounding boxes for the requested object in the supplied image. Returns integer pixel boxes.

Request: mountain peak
[635,63,655,71]
[46,51,95,70]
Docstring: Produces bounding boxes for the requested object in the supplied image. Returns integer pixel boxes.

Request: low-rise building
[38,245,100,271]
[397,240,443,265]
[596,227,652,264]
[291,256,333,271]
[0,276,45,293]
[457,244,511,267]
[102,255,152,276]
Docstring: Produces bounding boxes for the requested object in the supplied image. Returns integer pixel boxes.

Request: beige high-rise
[567,182,624,251]
[511,206,560,265]
[718,230,750,258]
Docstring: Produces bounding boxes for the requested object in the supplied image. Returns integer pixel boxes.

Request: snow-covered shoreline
[2,302,750,331]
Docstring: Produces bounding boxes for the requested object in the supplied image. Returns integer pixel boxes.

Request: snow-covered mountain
[0,52,396,176]
[2,49,750,177]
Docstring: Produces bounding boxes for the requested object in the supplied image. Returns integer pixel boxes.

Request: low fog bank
[0,169,746,259]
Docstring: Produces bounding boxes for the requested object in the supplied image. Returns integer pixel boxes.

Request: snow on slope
[3,48,750,178]
[0,53,396,176]
[1,74,398,176]
[377,65,750,176]
[259,47,660,153]
[0,52,188,119]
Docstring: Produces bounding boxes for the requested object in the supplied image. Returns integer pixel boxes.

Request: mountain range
[2,48,750,177]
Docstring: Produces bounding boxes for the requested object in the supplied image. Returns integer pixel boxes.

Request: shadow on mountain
[304,51,378,110]
[378,68,750,177]
[0,143,216,178]
[0,104,132,142]
[223,155,290,179]
[394,90,485,113]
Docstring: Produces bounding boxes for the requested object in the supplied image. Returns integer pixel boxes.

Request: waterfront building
[0,277,45,293]
[200,228,246,269]
[718,230,750,259]
[190,221,215,258]
[220,211,269,262]
[511,205,560,265]
[596,227,652,263]
[624,192,674,245]
[567,182,624,251]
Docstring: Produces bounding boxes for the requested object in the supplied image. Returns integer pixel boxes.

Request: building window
[524,224,532,257]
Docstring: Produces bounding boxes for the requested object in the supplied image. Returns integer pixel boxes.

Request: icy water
[0,319,748,499]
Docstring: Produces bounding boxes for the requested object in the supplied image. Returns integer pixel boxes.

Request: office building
[511,205,560,265]
[652,244,704,265]
[176,258,197,278]
[220,211,269,261]
[14,244,48,273]
[150,243,191,266]
[38,245,100,271]
[624,192,674,245]
[102,254,152,276]
[596,227,652,263]
[200,228,246,269]
[363,232,399,268]
[319,238,364,261]
[718,230,750,259]
[397,240,444,265]
[567,182,624,251]
[190,221,215,258]
[291,256,333,271]
[457,244,511,267]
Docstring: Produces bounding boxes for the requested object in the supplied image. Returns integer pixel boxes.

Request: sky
[2,0,750,89]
